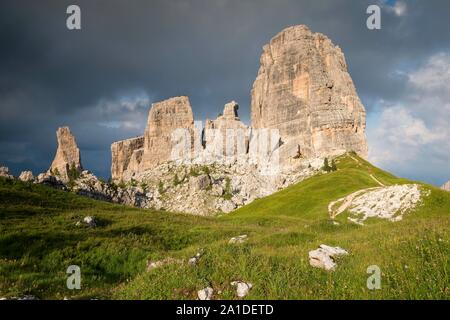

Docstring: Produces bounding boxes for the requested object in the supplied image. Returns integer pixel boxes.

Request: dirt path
[370,174,385,187]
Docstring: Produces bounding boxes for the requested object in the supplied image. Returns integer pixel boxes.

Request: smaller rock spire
[49,126,82,182]
[222,101,239,119]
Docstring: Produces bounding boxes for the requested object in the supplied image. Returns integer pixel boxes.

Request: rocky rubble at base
[114,155,324,215]
[329,184,426,225]
[0,151,330,215]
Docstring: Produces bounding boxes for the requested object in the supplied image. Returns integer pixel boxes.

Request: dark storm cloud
[1,0,450,180]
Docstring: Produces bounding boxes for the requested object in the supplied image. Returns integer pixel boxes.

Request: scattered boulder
[18,295,39,300]
[211,184,224,196]
[231,281,252,298]
[218,199,237,213]
[197,287,214,300]
[228,235,248,244]
[19,170,34,182]
[309,244,348,271]
[188,250,204,266]
[0,166,13,179]
[189,174,211,192]
[1,295,40,300]
[146,257,183,272]
[35,172,66,189]
[83,216,96,227]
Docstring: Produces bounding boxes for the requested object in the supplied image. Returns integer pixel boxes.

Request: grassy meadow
[0,155,448,299]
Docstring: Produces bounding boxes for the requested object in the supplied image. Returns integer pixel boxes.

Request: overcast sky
[1,0,449,186]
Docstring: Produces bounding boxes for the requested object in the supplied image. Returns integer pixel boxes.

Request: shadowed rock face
[251,25,368,162]
[49,127,82,182]
[111,136,144,182]
[141,96,195,170]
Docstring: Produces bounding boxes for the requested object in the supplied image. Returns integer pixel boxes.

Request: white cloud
[92,94,151,132]
[393,1,407,16]
[408,52,450,92]
[381,0,407,17]
[368,52,450,185]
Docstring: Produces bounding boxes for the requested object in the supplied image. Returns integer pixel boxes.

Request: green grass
[0,154,449,299]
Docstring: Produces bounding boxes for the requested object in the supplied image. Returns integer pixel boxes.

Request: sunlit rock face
[49,127,82,182]
[111,136,144,182]
[105,25,371,216]
[250,25,368,165]
[204,101,249,160]
[141,96,196,170]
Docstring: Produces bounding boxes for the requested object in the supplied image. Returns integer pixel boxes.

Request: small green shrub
[173,174,181,186]
[223,177,232,200]
[158,181,165,194]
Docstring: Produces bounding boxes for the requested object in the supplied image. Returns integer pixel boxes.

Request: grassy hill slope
[0,154,448,299]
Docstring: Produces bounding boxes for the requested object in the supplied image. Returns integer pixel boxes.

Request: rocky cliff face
[102,25,370,214]
[251,25,368,164]
[111,136,144,182]
[49,127,82,182]
[204,101,249,160]
[442,181,450,191]
[140,96,196,171]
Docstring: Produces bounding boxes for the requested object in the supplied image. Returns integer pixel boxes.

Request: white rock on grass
[309,244,348,271]
[197,287,214,300]
[188,250,204,266]
[231,281,252,298]
[83,216,97,227]
[146,257,183,271]
[18,295,39,300]
[228,235,248,244]
[328,184,425,225]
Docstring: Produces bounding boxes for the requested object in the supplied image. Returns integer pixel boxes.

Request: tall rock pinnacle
[49,126,82,182]
[250,25,368,162]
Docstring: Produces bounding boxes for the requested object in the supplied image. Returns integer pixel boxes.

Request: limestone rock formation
[141,96,196,170]
[441,181,450,191]
[251,25,368,165]
[49,127,82,182]
[111,136,144,182]
[19,171,34,182]
[0,166,13,179]
[102,25,371,215]
[204,101,249,160]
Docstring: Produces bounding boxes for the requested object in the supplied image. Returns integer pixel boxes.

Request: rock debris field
[329,184,426,225]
